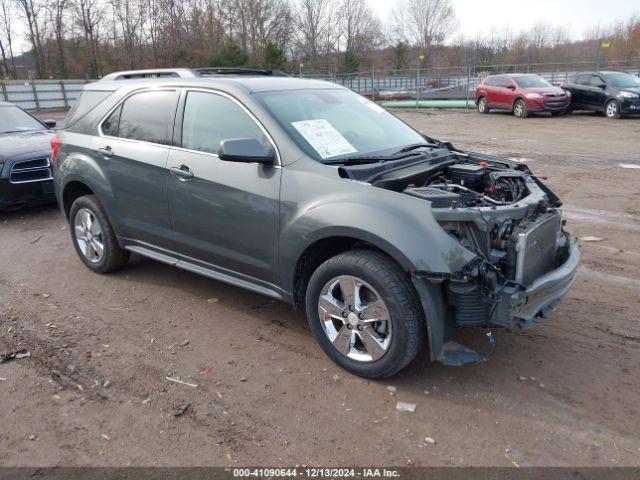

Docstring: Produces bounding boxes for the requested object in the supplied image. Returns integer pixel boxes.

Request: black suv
[562,71,640,118]
[0,102,57,209]
[53,76,580,377]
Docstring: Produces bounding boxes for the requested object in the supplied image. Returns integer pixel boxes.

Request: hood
[0,130,54,163]
[523,86,567,95]
[619,87,640,94]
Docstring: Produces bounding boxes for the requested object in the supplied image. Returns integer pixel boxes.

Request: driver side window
[181,91,269,155]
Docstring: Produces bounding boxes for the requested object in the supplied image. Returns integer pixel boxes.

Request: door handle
[97,146,114,158]
[170,165,194,181]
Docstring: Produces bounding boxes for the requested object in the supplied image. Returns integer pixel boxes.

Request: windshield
[514,76,552,88]
[604,72,640,89]
[257,89,425,162]
[0,105,45,133]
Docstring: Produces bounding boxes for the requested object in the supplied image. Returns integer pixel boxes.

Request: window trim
[98,87,179,148]
[172,88,281,167]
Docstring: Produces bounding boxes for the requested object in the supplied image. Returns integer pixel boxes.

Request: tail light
[51,135,60,164]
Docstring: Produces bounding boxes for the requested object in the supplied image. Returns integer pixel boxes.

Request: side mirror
[43,119,57,129]
[597,83,607,89]
[506,84,516,90]
[218,138,275,165]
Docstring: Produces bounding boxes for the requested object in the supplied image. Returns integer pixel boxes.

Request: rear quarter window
[63,90,114,128]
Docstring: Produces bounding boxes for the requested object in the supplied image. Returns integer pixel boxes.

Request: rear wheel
[513,99,528,118]
[305,249,425,378]
[477,97,490,114]
[69,195,129,273]
[604,100,621,119]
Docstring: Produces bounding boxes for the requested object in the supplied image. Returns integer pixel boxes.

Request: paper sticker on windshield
[291,119,357,159]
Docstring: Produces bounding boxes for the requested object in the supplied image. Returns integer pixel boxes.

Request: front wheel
[513,99,528,118]
[305,250,426,378]
[604,100,621,119]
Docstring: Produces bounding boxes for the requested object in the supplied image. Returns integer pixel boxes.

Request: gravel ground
[0,108,639,467]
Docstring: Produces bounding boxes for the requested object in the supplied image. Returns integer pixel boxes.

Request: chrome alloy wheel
[317,275,392,362]
[514,100,525,117]
[74,208,104,263]
[478,97,487,113]
[606,101,619,118]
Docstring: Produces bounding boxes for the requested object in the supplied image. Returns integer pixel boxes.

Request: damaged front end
[340,146,580,365]
[421,152,580,364]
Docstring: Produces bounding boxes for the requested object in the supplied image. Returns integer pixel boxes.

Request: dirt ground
[1,109,639,467]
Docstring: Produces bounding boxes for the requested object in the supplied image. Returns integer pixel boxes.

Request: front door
[167,89,282,289]
[92,89,179,252]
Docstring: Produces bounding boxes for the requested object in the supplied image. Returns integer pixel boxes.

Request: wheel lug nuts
[342,311,348,318]
[347,324,353,330]
[357,325,363,331]
[349,305,354,312]
[358,313,364,320]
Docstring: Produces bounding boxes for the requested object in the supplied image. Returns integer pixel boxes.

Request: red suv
[475,74,570,118]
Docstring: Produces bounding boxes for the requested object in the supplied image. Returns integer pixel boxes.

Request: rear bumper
[0,176,56,209]
[497,241,580,330]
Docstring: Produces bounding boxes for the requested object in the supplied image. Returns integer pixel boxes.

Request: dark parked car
[53,77,580,377]
[0,102,57,209]
[561,71,640,118]
[475,73,570,118]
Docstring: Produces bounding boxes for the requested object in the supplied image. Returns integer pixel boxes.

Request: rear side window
[106,90,178,145]
[181,91,267,155]
[64,90,114,128]
[484,76,497,86]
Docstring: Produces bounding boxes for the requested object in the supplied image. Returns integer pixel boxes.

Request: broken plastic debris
[174,403,190,416]
[618,163,640,169]
[332,374,340,381]
[101,434,111,441]
[387,385,397,395]
[200,364,214,374]
[396,401,416,412]
[579,236,605,242]
[165,375,198,388]
[0,349,31,364]
[207,298,220,303]
[424,436,436,444]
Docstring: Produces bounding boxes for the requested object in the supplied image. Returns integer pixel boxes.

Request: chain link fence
[4,60,640,111]
[303,60,640,103]
[0,79,89,110]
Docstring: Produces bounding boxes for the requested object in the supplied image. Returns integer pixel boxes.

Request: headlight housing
[525,92,543,99]
[619,91,639,99]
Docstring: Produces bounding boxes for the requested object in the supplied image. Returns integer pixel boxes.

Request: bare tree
[46,0,69,77]
[293,0,337,67]
[0,0,17,77]
[338,0,382,54]
[392,0,455,51]
[15,0,49,77]
[72,0,105,77]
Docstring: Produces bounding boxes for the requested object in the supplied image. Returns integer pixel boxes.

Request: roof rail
[194,67,288,77]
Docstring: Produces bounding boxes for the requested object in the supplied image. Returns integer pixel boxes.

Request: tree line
[0,0,639,80]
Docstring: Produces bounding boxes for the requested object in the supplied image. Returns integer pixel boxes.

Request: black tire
[305,249,426,378]
[513,99,528,118]
[477,96,490,114]
[604,99,621,119]
[69,195,129,273]
[551,110,566,116]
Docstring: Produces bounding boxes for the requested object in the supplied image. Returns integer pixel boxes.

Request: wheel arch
[290,234,413,312]
[62,180,96,219]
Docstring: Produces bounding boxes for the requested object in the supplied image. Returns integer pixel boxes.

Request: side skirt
[124,244,288,302]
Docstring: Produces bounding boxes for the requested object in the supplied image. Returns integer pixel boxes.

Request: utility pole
[416,53,424,108]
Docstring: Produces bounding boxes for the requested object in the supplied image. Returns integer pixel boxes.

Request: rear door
[92,89,179,253]
[586,74,608,108]
[483,76,499,106]
[166,89,282,289]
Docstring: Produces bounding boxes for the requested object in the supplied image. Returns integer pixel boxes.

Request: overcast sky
[368,0,637,41]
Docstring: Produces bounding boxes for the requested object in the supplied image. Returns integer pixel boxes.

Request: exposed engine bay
[339,147,574,331]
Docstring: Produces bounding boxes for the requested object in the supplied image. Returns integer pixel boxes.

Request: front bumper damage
[413,241,579,366]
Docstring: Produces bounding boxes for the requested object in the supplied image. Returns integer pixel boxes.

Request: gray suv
[53,76,580,378]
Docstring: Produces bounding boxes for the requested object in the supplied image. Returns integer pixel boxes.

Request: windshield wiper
[394,142,440,154]
[324,156,386,165]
